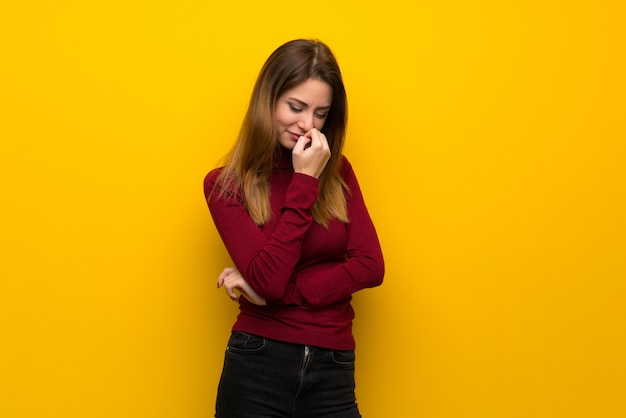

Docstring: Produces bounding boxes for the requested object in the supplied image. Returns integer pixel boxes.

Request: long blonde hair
[215,39,349,227]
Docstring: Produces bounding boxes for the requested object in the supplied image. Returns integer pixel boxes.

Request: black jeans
[215,332,362,418]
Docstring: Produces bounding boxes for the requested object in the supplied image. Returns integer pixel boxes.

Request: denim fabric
[215,332,362,418]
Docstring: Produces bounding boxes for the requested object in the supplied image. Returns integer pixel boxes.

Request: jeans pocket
[226,331,267,353]
[330,349,356,368]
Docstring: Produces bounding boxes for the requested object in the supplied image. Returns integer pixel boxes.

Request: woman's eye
[315,113,327,119]
[289,103,302,112]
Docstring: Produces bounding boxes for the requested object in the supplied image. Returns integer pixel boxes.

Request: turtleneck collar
[274,147,294,170]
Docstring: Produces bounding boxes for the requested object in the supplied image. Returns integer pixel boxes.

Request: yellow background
[1,1,625,417]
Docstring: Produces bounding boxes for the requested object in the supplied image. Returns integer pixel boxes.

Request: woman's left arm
[279,159,385,307]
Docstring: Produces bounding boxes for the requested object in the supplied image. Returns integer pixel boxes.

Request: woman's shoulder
[204,166,224,182]
[203,167,224,191]
[339,154,355,178]
[204,167,243,204]
[204,167,227,199]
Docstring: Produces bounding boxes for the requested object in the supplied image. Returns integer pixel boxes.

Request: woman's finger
[217,267,267,306]
[217,267,237,288]
[223,277,241,301]
[293,133,310,153]
[306,129,328,148]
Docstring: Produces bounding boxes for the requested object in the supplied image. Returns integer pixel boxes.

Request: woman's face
[274,78,332,150]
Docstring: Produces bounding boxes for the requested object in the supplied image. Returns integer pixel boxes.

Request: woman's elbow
[259,285,287,301]
[245,263,289,301]
[362,257,384,288]
[371,260,385,287]
[247,275,288,301]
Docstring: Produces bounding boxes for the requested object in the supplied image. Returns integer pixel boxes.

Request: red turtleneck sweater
[204,151,384,350]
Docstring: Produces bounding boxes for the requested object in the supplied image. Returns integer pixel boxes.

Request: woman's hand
[292,128,331,179]
[217,267,267,306]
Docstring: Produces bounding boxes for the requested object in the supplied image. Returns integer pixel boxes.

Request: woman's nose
[298,112,315,132]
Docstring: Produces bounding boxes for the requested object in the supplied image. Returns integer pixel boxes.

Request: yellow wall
[1,1,624,417]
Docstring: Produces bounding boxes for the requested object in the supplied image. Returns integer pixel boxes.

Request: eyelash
[289,103,327,119]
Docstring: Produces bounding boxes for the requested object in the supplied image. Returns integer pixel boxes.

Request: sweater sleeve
[280,158,385,307]
[204,171,319,301]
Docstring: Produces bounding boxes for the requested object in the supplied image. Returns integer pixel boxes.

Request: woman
[204,39,384,418]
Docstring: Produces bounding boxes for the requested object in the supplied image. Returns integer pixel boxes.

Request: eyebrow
[289,97,331,110]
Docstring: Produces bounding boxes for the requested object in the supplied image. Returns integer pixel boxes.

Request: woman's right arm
[206,130,329,301]
[204,170,319,301]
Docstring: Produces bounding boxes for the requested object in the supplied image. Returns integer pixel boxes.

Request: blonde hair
[215,39,349,227]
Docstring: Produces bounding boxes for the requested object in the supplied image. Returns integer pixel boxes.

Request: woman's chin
[278,139,297,150]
